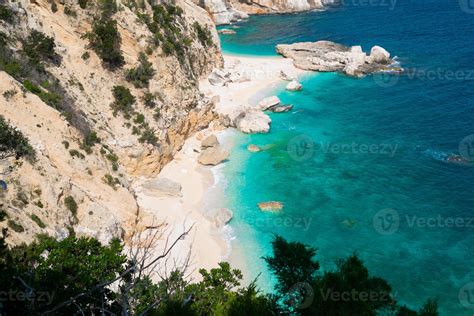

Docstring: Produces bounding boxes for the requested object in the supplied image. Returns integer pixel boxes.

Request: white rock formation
[234,109,271,133]
[286,80,303,91]
[141,178,183,198]
[257,96,281,110]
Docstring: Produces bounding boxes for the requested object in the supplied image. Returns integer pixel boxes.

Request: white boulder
[234,110,271,134]
[369,46,391,64]
[257,96,281,111]
[286,80,303,91]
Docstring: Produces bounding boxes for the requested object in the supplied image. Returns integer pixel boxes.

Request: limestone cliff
[194,0,326,25]
[0,0,222,246]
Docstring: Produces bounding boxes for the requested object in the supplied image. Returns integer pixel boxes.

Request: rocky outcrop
[234,110,271,133]
[276,41,400,77]
[198,146,230,165]
[257,96,281,111]
[141,178,183,198]
[230,0,324,15]
[201,134,219,149]
[286,80,303,91]
[270,104,293,113]
[197,0,248,25]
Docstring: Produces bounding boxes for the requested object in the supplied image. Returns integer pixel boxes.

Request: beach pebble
[286,80,303,91]
[247,144,262,152]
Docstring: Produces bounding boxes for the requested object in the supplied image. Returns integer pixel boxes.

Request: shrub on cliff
[0,115,35,161]
[193,22,213,47]
[86,17,124,69]
[125,52,155,88]
[0,5,14,23]
[22,30,59,65]
[111,85,135,117]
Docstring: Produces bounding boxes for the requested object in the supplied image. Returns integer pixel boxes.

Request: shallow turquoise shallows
[218,0,474,314]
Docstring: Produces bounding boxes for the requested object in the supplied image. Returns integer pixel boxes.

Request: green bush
[0,209,7,222]
[23,80,61,109]
[22,30,57,65]
[193,22,213,47]
[87,17,124,69]
[126,52,155,88]
[138,126,157,145]
[78,0,88,9]
[7,219,24,233]
[98,0,118,17]
[80,131,100,154]
[142,92,156,108]
[111,85,135,117]
[30,214,46,228]
[0,115,35,161]
[0,5,14,23]
[69,149,85,159]
[64,196,78,217]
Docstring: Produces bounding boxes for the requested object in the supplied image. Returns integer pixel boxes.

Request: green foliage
[22,30,58,65]
[0,209,7,222]
[193,22,213,47]
[103,173,120,189]
[0,5,14,23]
[111,85,135,117]
[64,196,78,217]
[78,0,88,9]
[0,115,35,161]
[29,214,46,228]
[138,126,157,145]
[418,298,439,316]
[87,17,124,69]
[51,1,58,13]
[64,6,77,17]
[23,80,62,108]
[125,52,155,88]
[7,219,24,233]
[69,149,85,159]
[0,235,126,314]
[81,51,90,60]
[142,91,156,108]
[263,235,319,294]
[80,131,101,154]
[98,0,118,18]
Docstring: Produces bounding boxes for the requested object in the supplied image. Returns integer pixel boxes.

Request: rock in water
[369,46,391,64]
[234,110,271,133]
[286,80,303,91]
[257,96,281,111]
[204,208,233,228]
[198,146,229,165]
[269,104,293,113]
[247,144,262,152]
[201,134,219,149]
[218,29,237,35]
[141,178,183,197]
[276,41,397,77]
[258,201,283,212]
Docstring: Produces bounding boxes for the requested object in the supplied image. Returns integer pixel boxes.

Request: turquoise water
[219,0,474,314]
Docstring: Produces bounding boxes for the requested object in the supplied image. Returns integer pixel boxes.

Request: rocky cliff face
[194,0,325,25]
[0,0,222,246]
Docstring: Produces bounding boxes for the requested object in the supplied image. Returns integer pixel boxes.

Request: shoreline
[134,53,305,280]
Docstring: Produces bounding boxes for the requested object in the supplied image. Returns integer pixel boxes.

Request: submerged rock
[286,80,303,91]
[258,201,283,212]
[198,146,229,165]
[218,29,237,35]
[234,110,271,134]
[247,144,262,152]
[276,41,398,77]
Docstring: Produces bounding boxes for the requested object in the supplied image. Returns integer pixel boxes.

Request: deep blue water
[219,0,474,314]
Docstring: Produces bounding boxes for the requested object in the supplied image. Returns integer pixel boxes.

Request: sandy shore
[133,54,304,281]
